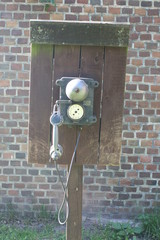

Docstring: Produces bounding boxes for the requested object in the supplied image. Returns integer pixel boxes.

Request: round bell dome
[65,78,89,102]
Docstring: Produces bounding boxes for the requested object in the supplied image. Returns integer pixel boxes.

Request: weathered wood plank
[99,47,127,165]
[76,46,104,165]
[28,44,53,164]
[67,165,83,240]
[52,45,80,165]
[30,20,130,47]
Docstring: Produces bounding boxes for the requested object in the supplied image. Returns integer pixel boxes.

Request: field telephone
[49,77,99,224]
[49,77,99,162]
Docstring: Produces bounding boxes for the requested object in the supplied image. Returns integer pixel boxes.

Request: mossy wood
[29,44,53,164]
[28,20,129,166]
[30,20,129,47]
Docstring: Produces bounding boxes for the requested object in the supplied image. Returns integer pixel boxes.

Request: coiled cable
[54,128,82,225]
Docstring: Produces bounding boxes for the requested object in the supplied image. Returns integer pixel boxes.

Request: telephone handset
[50,77,99,161]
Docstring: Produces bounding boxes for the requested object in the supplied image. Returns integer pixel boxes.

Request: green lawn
[0,221,143,240]
[1,209,160,240]
[0,224,65,240]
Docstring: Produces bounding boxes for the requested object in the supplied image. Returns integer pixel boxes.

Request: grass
[0,220,143,240]
[0,224,65,240]
[138,211,160,240]
[1,205,160,240]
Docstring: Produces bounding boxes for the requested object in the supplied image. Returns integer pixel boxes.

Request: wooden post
[67,165,83,240]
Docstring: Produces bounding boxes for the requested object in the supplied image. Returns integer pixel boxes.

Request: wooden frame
[28,21,130,166]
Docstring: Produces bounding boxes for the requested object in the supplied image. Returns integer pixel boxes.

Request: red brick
[130,124,141,131]
[146,165,157,171]
[147,180,157,186]
[139,51,150,57]
[11,47,21,53]
[132,93,143,100]
[140,156,151,163]
[152,51,160,58]
[146,194,155,200]
[147,148,158,154]
[139,84,149,91]
[77,0,88,3]
[14,13,24,19]
[26,13,37,19]
[131,59,143,66]
[7,4,18,11]
[134,164,144,170]
[57,6,69,12]
[127,172,138,178]
[78,15,89,21]
[65,0,75,3]
[109,7,120,14]
[38,13,50,20]
[139,172,151,178]
[120,179,131,186]
[145,59,155,66]
[148,132,158,138]
[71,6,82,13]
[116,0,126,5]
[96,6,106,13]
[130,16,140,23]
[135,8,146,16]
[154,34,160,41]
[1,12,12,19]
[148,9,159,16]
[137,116,148,122]
[91,15,101,21]
[151,102,160,108]
[138,101,149,108]
[131,194,142,199]
[103,0,114,4]
[8,190,19,196]
[144,109,155,115]
[152,173,160,178]
[132,75,142,82]
[20,4,31,11]
[11,63,22,71]
[103,15,114,22]
[132,109,142,115]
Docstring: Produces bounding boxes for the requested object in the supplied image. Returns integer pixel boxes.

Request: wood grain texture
[52,45,80,165]
[99,47,127,165]
[67,165,83,240]
[76,46,104,165]
[28,44,53,164]
[30,20,130,47]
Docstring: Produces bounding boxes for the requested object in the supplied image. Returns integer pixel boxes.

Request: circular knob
[66,78,89,102]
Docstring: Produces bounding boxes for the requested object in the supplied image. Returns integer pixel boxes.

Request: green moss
[31,44,53,58]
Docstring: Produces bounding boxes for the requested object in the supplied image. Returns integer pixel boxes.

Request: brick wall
[0,0,160,220]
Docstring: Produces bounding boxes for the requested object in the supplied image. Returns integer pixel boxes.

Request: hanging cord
[54,128,82,225]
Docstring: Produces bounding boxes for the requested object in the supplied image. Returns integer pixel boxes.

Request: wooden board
[99,47,127,165]
[30,20,130,47]
[28,21,129,166]
[76,46,104,165]
[52,45,80,165]
[28,44,53,164]
[67,165,83,240]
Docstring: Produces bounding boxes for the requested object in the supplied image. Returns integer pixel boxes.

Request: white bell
[65,78,89,102]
